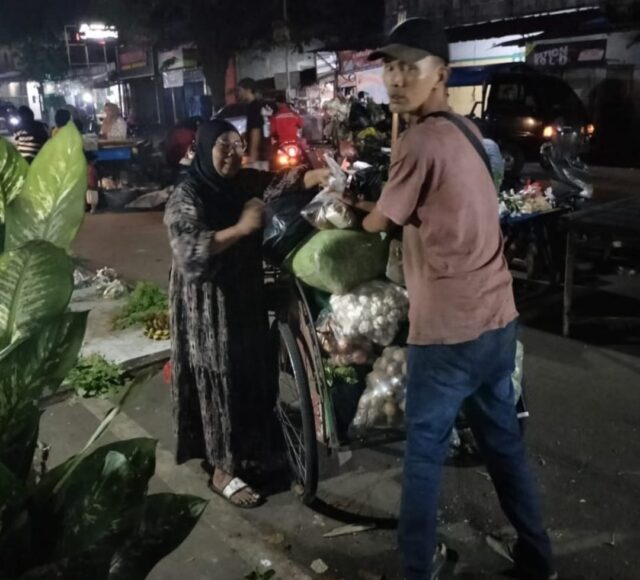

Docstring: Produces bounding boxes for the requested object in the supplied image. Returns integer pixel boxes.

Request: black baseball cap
[369,18,450,64]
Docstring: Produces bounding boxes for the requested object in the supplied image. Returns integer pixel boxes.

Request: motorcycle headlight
[543,126,555,139]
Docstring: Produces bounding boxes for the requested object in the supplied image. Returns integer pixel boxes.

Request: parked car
[457,64,594,176]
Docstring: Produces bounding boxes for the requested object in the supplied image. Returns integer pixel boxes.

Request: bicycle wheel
[274,320,319,505]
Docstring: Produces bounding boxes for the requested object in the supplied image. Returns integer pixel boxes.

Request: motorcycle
[540,122,593,209]
[273,140,305,170]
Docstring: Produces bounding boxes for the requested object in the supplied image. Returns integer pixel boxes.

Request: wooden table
[562,197,640,336]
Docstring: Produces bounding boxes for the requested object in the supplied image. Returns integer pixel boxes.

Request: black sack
[263,191,317,263]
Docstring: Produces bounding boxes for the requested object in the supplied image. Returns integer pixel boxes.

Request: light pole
[283,0,290,97]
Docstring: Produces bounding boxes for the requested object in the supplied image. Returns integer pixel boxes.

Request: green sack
[288,230,389,295]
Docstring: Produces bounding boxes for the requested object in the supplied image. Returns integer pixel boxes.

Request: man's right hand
[236,197,265,235]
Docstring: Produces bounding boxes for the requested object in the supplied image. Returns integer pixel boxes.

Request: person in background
[166,117,200,169]
[355,18,556,580]
[270,94,303,148]
[51,108,71,137]
[471,117,505,191]
[100,103,128,141]
[236,78,269,170]
[12,106,49,163]
[85,151,99,213]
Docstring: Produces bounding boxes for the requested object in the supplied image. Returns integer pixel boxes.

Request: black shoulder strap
[421,111,493,180]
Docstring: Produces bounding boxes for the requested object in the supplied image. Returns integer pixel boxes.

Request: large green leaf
[0,312,88,407]
[49,438,157,558]
[5,123,87,251]
[16,550,112,580]
[0,137,28,224]
[108,493,208,580]
[0,459,27,516]
[0,241,74,350]
[0,402,40,482]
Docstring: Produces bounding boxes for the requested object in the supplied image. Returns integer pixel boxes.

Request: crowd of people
[10,102,127,164]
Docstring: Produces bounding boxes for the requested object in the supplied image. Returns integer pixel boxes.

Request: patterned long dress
[164,168,303,474]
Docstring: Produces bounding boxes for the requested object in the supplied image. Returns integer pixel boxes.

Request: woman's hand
[236,198,265,236]
[303,168,331,190]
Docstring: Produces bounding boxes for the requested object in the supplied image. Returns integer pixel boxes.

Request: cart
[266,267,529,506]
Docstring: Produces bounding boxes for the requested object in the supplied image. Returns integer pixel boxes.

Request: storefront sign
[158,47,199,71]
[338,50,378,74]
[119,48,154,78]
[79,23,118,40]
[162,70,184,89]
[528,39,607,67]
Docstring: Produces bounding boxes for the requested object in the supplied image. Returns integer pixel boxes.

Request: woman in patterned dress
[164,119,328,507]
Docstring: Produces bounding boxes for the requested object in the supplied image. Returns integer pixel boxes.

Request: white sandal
[208,476,264,509]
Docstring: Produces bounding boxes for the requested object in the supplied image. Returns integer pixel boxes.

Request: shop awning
[446,7,606,43]
[448,63,536,87]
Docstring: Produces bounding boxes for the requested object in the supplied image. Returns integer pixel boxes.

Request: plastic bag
[316,309,375,366]
[301,191,357,230]
[263,191,316,262]
[330,280,409,346]
[349,165,386,203]
[350,346,408,436]
[386,239,405,287]
[288,230,389,295]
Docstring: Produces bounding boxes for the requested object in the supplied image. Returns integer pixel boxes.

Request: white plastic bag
[301,191,357,230]
[386,239,405,286]
[316,309,375,366]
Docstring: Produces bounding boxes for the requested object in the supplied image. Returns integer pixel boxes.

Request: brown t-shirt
[377,115,517,345]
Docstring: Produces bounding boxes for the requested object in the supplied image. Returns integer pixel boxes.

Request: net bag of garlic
[330,280,409,346]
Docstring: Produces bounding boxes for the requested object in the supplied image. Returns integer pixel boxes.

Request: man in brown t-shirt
[358,18,556,580]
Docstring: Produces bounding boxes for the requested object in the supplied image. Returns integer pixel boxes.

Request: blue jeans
[399,321,554,579]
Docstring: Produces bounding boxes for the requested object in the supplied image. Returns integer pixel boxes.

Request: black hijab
[189,119,245,229]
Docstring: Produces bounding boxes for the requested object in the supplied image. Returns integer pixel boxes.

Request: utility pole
[283,0,291,97]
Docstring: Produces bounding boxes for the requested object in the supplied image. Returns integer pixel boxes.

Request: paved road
[55,208,640,580]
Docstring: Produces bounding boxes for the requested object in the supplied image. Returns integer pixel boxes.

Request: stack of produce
[143,312,171,341]
[289,230,389,295]
[499,181,555,218]
[317,310,376,366]
[329,281,409,346]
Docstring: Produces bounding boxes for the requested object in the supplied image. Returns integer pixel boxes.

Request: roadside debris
[264,533,285,545]
[323,524,376,538]
[476,470,492,482]
[605,533,616,548]
[311,559,329,574]
[485,535,514,563]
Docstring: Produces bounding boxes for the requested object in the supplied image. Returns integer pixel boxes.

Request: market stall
[562,196,640,337]
[92,138,163,210]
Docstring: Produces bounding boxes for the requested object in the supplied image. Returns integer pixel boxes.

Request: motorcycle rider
[270,94,303,149]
